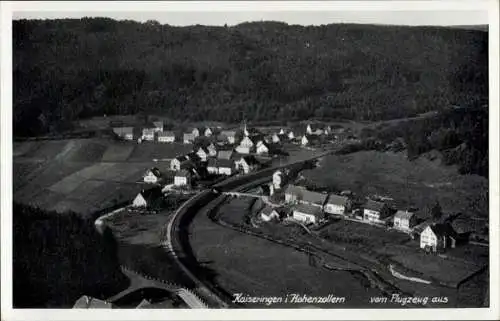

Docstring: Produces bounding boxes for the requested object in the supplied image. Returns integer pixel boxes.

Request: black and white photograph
[1,1,499,320]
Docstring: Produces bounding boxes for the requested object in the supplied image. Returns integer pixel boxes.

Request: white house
[420,224,457,252]
[272,133,281,143]
[183,133,196,144]
[363,200,391,223]
[217,159,234,176]
[142,127,156,141]
[236,136,255,154]
[393,210,418,231]
[261,207,281,222]
[299,189,328,208]
[204,127,213,137]
[157,131,175,143]
[234,155,260,174]
[292,204,324,225]
[170,156,189,171]
[217,149,234,160]
[132,187,163,209]
[143,167,162,184]
[207,158,219,174]
[287,131,295,140]
[256,140,270,155]
[196,147,209,162]
[301,135,310,146]
[272,170,285,190]
[279,128,286,135]
[324,194,351,215]
[174,169,191,186]
[191,128,201,137]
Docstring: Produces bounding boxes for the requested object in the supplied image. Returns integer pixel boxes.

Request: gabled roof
[153,121,163,128]
[217,149,234,160]
[427,223,457,238]
[293,203,323,217]
[158,131,175,137]
[197,146,209,154]
[364,200,386,212]
[147,167,162,178]
[143,121,158,129]
[394,210,415,220]
[217,159,234,168]
[285,184,306,195]
[301,190,328,206]
[174,155,189,162]
[207,158,218,167]
[326,194,349,207]
[138,187,164,207]
[238,155,260,166]
[261,206,276,216]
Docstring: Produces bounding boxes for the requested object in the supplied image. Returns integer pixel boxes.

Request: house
[183,133,196,144]
[73,295,113,309]
[306,124,323,135]
[170,156,189,171]
[292,204,325,225]
[272,170,286,190]
[191,128,201,137]
[393,210,418,231]
[420,223,457,252]
[260,206,282,222]
[153,121,164,132]
[220,130,236,144]
[287,131,295,140]
[284,184,307,203]
[174,169,192,186]
[112,127,135,140]
[196,147,209,162]
[324,194,351,215]
[279,128,286,135]
[207,143,217,156]
[217,159,234,176]
[157,131,176,143]
[217,149,234,160]
[256,140,270,155]
[204,127,213,137]
[143,167,162,184]
[363,200,392,223]
[271,133,281,143]
[132,187,164,209]
[301,134,318,146]
[207,158,219,174]
[235,136,255,154]
[234,155,260,174]
[186,151,201,164]
[299,189,328,208]
[142,123,157,141]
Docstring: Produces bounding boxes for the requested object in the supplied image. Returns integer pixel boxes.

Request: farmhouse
[220,130,236,144]
[143,167,162,184]
[256,140,270,155]
[234,155,260,174]
[284,184,306,203]
[73,296,113,309]
[174,169,192,186]
[112,127,135,140]
[299,189,328,208]
[196,147,209,162]
[324,194,351,215]
[420,223,457,252]
[363,200,392,224]
[217,149,234,160]
[157,131,175,143]
[292,204,325,225]
[132,187,164,209]
[260,206,282,222]
[183,133,196,144]
[393,210,418,231]
[217,159,234,175]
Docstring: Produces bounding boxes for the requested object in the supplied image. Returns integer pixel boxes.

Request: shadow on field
[13,203,129,308]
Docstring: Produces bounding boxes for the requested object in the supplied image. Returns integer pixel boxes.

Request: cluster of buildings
[259,171,460,253]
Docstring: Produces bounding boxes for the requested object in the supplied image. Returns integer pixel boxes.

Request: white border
[1,1,499,320]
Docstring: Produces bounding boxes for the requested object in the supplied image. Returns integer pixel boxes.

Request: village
[113,118,470,255]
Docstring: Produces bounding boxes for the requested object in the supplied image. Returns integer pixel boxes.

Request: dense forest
[13,18,488,136]
[13,203,128,307]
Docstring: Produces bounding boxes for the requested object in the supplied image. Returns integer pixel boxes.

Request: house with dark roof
[217,149,234,160]
[142,122,158,141]
[256,140,270,155]
[306,123,324,135]
[174,169,192,186]
[260,206,283,222]
[132,187,164,209]
[195,146,210,162]
[292,203,325,224]
[393,210,418,231]
[207,157,219,174]
[363,200,392,223]
[420,223,458,252]
[234,155,260,174]
[170,155,190,171]
[158,131,175,143]
[217,159,234,175]
[220,130,237,144]
[324,194,351,215]
[112,126,135,140]
[299,189,328,208]
[284,184,307,203]
[143,167,162,184]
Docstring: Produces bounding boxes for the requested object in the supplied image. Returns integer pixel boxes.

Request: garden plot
[101,143,135,162]
[66,140,108,162]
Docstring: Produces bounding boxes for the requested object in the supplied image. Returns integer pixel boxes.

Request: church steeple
[243,119,249,137]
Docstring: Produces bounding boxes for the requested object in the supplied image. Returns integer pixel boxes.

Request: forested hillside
[13,18,488,136]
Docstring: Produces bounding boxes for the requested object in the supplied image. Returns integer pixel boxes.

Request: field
[302,151,489,219]
[13,138,190,217]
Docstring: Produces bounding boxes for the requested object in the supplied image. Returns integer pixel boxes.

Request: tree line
[13,18,487,136]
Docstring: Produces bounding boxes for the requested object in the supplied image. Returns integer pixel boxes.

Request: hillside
[13,18,488,136]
